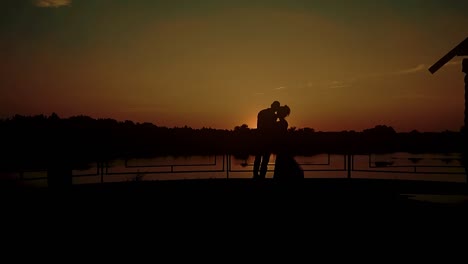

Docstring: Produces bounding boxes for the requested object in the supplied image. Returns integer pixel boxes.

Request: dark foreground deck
[3,178,468,238]
[4,178,468,210]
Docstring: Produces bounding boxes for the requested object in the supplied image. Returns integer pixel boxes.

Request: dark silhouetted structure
[429,37,468,180]
[253,101,280,179]
[429,37,468,130]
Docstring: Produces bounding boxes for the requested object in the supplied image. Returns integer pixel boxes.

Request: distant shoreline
[1,115,465,170]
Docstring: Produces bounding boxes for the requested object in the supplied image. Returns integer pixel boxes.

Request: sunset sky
[1,0,467,132]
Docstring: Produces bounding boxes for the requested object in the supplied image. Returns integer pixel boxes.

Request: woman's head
[277,105,290,118]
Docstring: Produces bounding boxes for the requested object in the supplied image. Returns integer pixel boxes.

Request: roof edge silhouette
[429,37,468,74]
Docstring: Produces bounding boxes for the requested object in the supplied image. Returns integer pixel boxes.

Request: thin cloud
[327,81,351,89]
[34,0,72,8]
[393,93,430,100]
[306,80,352,90]
[274,86,287,90]
[360,63,429,78]
[329,60,463,87]
[329,84,349,89]
[395,64,427,75]
[393,60,461,76]
[446,60,462,66]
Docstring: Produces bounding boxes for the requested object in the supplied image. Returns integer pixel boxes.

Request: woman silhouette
[273,105,304,180]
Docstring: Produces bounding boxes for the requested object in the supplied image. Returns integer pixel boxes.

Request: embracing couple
[253,101,304,180]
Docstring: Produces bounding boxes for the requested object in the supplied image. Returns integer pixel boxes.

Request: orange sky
[1,1,467,132]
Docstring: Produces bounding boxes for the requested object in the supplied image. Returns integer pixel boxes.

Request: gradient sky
[1,0,467,132]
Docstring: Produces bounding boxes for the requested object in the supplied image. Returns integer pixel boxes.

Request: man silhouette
[253,101,280,179]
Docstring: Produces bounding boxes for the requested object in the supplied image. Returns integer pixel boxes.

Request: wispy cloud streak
[393,60,462,76]
[34,0,72,8]
[395,64,426,75]
[274,86,287,90]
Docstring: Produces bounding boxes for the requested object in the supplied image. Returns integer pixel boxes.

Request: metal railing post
[347,154,352,179]
[226,154,230,179]
[100,161,104,183]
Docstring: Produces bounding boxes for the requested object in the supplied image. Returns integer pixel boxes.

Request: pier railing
[1,154,466,185]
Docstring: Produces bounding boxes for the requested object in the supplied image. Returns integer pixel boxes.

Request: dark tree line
[0,114,463,170]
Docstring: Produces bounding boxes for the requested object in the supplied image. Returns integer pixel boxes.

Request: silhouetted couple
[253,101,304,180]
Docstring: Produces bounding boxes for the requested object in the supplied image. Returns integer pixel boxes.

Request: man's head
[271,101,280,111]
